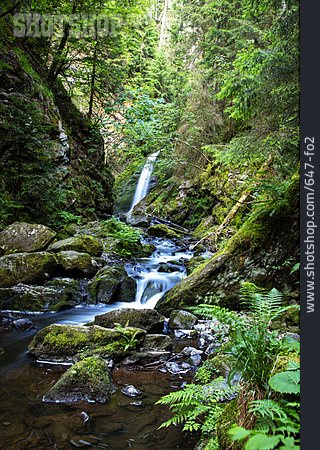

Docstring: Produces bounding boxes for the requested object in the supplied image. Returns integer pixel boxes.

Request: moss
[48,235,103,256]
[216,400,242,450]
[43,356,113,403]
[148,224,181,239]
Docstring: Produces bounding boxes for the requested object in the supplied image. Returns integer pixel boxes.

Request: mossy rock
[186,256,207,275]
[29,323,146,360]
[143,334,172,352]
[168,310,198,330]
[0,252,58,288]
[42,356,113,403]
[48,235,103,256]
[0,222,56,255]
[0,279,82,312]
[94,308,165,332]
[88,265,136,304]
[56,251,99,277]
[147,224,181,239]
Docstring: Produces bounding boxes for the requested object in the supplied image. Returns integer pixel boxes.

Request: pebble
[165,362,181,374]
[182,346,203,356]
[3,421,11,426]
[190,354,202,366]
[13,318,34,331]
[121,385,142,398]
[80,411,90,423]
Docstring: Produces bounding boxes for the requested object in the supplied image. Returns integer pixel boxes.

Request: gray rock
[121,385,142,398]
[0,279,82,312]
[0,222,56,255]
[94,308,165,332]
[168,310,198,330]
[182,346,203,356]
[13,318,34,330]
[166,362,181,374]
[190,354,202,366]
[143,334,172,352]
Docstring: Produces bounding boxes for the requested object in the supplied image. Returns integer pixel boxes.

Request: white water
[127,151,159,217]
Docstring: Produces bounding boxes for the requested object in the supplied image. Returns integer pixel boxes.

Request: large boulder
[0,279,82,312]
[48,235,103,257]
[56,251,99,277]
[0,222,56,255]
[43,356,113,403]
[0,252,57,288]
[29,323,146,360]
[168,310,198,330]
[94,308,165,332]
[88,265,136,304]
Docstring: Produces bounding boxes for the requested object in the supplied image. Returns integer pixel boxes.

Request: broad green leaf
[228,426,251,441]
[269,371,300,394]
[245,434,281,450]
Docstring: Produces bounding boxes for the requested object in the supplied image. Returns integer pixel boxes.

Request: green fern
[156,378,239,434]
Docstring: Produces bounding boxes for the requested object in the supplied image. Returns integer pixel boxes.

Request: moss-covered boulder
[56,251,99,277]
[88,265,136,304]
[0,222,56,255]
[186,256,207,275]
[147,224,181,239]
[0,252,57,288]
[48,235,103,256]
[143,334,172,352]
[156,214,299,315]
[168,310,198,330]
[0,279,82,312]
[42,356,113,403]
[94,308,165,332]
[29,323,146,360]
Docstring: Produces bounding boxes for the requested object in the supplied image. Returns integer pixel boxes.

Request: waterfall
[127,151,159,217]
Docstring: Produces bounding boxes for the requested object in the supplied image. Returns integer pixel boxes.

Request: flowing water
[127,152,159,218]
[0,155,198,449]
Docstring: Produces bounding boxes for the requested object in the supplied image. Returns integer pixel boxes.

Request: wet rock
[158,263,181,273]
[120,350,171,366]
[43,356,113,403]
[88,265,136,304]
[165,362,181,374]
[56,251,99,277]
[80,411,90,423]
[190,354,202,366]
[13,318,34,330]
[94,308,165,332]
[0,252,58,288]
[29,323,146,360]
[0,279,82,312]
[0,222,56,255]
[121,385,142,398]
[0,314,13,332]
[168,310,198,330]
[182,347,203,356]
[48,235,103,257]
[143,334,172,352]
[0,346,4,355]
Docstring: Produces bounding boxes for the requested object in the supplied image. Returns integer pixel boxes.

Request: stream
[0,154,198,449]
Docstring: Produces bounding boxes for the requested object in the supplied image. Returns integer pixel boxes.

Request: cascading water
[125,238,193,309]
[127,151,159,217]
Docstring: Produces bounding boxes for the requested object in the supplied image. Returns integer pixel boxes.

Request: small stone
[181,362,191,370]
[130,401,142,406]
[174,330,186,339]
[3,421,11,426]
[205,343,217,355]
[165,362,181,374]
[190,354,202,366]
[121,385,142,398]
[182,346,203,356]
[13,318,34,331]
[80,412,90,423]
